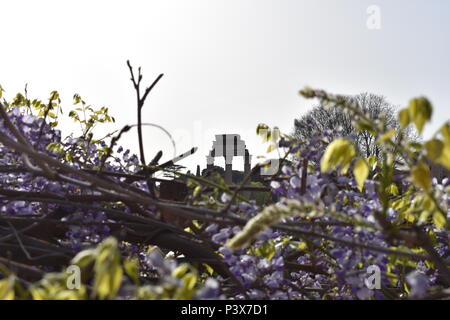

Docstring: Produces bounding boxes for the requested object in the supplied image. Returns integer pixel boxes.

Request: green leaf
[256,123,271,142]
[29,287,47,300]
[424,138,450,170]
[202,264,214,276]
[94,270,114,299]
[356,120,376,135]
[408,97,433,134]
[193,185,202,198]
[255,240,276,261]
[433,211,447,229]
[398,108,410,129]
[407,141,423,152]
[48,111,57,119]
[0,276,15,300]
[95,266,122,300]
[376,129,396,144]
[438,145,450,170]
[172,264,190,278]
[320,139,356,174]
[367,156,377,169]
[182,273,197,291]
[256,123,269,135]
[441,123,450,144]
[71,248,97,268]
[425,139,444,161]
[411,161,432,191]
[386,183,399,196]
[123,258,139,284]
[353,158,369,192]
[49,90,60,101]
[93,237,123,299]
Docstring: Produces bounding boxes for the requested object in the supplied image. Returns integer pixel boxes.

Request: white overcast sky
[1,0,449,173]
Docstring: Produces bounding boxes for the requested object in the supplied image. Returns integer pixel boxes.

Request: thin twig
[126,60,164,167]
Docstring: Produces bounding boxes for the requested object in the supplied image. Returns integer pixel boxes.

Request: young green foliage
[353,158,370,192]
[320,139,356,174]
[408,97,433,134]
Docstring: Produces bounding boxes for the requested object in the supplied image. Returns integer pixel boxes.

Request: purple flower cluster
[0,107,143,251]
[205,126,450,299]
[2,100,450,300]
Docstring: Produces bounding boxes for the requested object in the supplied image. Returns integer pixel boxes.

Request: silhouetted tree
[294,93,415,159]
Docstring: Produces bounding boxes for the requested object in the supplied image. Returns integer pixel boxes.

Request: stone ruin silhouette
[159,134,271,202]
[205,134,251,185]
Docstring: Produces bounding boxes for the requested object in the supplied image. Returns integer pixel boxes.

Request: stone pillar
[244,149,251,177]
[243,149,252,199]
[206,155,214,170]
[224,155,233,185]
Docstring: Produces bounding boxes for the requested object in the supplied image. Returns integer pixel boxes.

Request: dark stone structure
[158,134,271,203]
[159,180,188,202]
[205,134,251,184]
